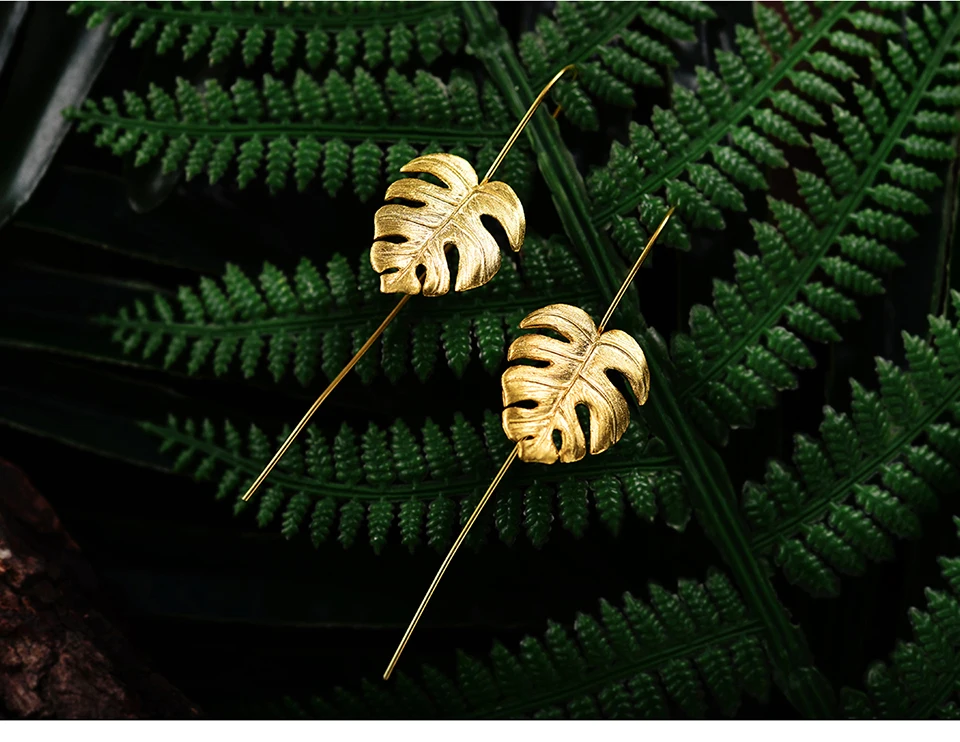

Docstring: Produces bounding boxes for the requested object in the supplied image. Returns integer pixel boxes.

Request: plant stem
[66,112,510,147]
[461,0,835,718]
[931,133,960,319]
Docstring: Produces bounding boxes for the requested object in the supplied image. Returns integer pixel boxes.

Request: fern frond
[66,68,528,197]
[588,2,858,245]
[842,518,960,719]
[517,0,715,131]
[101,236,596,386]
[67,1,464,72]
[659,7,960,443]
[144,409,679,551]
[744,295,960,597]
[586,1,957,259]
[275,570,768,718]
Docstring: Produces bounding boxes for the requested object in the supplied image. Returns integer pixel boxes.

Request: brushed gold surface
[501,303,650,465]
[370,153,525,297]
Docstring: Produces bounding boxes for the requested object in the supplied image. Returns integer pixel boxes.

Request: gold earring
[383,206,676,680]
[241,64,578,504]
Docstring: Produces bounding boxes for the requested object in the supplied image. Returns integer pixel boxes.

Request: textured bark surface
[0,459,199,719]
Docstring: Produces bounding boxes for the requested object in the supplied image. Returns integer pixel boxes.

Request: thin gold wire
[597,205,676,333]
[480,63,577,185]
[383,441,522,681]
[382,206,676,680]
[241,294,412,502]
[241,65,577,504]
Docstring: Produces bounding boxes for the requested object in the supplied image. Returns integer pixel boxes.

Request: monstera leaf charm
[501,304,650,465]
[370,153,525,296]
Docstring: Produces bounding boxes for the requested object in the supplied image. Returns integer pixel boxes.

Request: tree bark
[0,459,199,719]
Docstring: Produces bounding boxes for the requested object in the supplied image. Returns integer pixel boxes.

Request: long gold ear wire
[241,64,578,504]
[383,205,676,680]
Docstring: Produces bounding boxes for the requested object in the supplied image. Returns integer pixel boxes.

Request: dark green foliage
[610,3,960,446]
[68,1,464,71]
[588,0,956,283]
[516,2,698,131]
[747,297,960,596]
[33,0,960,721]
[67,67,535,198]
[103,236,595,385]
[278,571,768,718]
[842,518,960,719]
[143,410,678,550]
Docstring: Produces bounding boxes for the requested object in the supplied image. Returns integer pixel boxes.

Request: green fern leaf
[843,519,960,718]
[276,572,766,718]
[140,402,676,550]
[71,1,465,71]
[749,298,960,595]
[68,66,529,195]
[103,236,600,385]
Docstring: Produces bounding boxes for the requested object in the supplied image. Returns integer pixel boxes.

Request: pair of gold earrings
[239,65,675,679]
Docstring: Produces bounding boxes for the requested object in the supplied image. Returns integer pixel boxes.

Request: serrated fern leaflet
[745,293,960,597]
[272,570,768,719]
[582,1,960,445]
[67,67,536,198]
[148,410,679,552]
[589,0,855,229]
[842,518,960,719]
[678,22,959,442]
[69,1,466,71]
[104,236,594,385]
[65,0,724,194]
[517,0,714,130]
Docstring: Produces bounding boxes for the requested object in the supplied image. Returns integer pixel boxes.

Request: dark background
[0,1,957,718]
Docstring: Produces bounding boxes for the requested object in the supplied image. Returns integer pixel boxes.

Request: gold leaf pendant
[502,303,649,464]
[371,153,525,296]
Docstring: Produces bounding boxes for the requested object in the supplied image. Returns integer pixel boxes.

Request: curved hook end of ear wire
[481,63,580,183]
[596,205,677,333]
[558,62,579,81]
